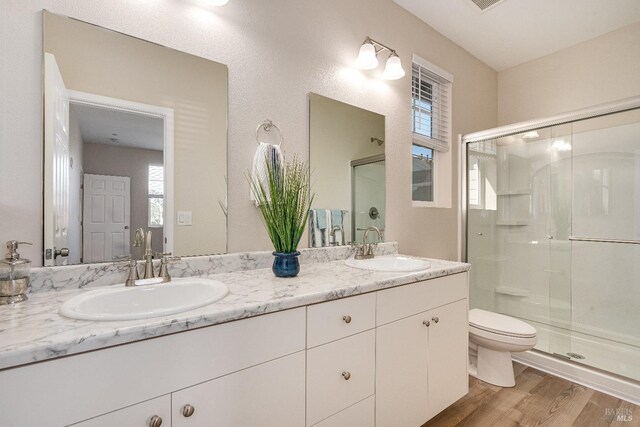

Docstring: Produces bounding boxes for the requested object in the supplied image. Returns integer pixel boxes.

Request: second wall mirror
[309,93,386,247]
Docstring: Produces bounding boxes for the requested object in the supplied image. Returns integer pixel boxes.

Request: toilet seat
[469,309,536,338]
[469,324,537,347]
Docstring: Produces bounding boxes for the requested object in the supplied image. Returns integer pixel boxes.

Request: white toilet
[468,309,537,387]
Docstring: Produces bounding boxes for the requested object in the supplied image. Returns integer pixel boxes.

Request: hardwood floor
[424,363,639,427]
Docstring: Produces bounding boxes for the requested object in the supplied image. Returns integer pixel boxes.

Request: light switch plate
[177,211,192,226]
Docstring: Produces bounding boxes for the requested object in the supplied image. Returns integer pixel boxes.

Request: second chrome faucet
[134,228,155,279]
[354,226,382,260]
[120,229,180,286]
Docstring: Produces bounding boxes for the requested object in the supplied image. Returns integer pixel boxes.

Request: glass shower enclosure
[464,102,640,382]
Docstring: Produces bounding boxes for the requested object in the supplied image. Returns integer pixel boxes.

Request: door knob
[54,247,69,258]
[342,371,351,380]
[148,415,162,427]
[342,315,352,324]
[124,225,130,230]
[423,320,430,327]
[432,316,439,323]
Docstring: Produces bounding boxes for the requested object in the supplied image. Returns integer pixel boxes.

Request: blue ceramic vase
[272,251,300,278]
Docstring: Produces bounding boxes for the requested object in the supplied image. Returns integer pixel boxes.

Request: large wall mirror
[43,11,228,266]
[309,94,385,247]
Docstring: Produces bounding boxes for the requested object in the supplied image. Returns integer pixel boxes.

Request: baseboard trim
[513,350,640,405]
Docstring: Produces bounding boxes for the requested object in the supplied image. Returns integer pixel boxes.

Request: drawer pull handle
[149,415,163,427]
[342,371,351,380]
[423,320,430,327]
[182,404,195,417]
[342,315,352,324]
[432,316,439,324]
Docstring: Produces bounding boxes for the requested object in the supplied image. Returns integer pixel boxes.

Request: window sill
[412,200,451,209]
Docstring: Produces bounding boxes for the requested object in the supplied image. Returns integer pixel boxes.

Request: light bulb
[381,52,405,80]
[355,41,378,70]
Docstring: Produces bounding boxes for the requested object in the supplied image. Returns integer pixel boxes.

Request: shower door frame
[460,95,640,263]
[351,154,386,244]
[459,95,640,403]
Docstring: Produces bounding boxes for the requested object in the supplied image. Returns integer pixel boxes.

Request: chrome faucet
[112,256,140,287]
[156,252,181,283]
[354,226,382,260]
[143,230,154,279]
[132,228,155,279]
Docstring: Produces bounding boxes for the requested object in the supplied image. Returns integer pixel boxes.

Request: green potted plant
[250,156,315,277]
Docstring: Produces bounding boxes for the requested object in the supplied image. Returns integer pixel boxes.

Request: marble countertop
[0,256,469,371]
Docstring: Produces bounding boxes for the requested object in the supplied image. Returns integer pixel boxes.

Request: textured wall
[0,0,497,265]
[498,22,640,125]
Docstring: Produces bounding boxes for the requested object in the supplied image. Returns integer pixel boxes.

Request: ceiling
[70,103,164,151]
[393,0,640,71]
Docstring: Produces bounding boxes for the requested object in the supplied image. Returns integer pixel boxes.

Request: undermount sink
[59,278,228,321]
[345,255,431,272]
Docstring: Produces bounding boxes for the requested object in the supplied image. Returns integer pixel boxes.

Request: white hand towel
[250,142,284,205]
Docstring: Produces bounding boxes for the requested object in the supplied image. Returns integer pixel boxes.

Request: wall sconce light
[354,37,405,80]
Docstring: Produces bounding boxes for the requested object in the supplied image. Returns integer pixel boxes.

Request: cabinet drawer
[70,395,170,427]
[377,272,468,326]
[307,330,375,425]
[311,396,374,427]
[307,292,376,347]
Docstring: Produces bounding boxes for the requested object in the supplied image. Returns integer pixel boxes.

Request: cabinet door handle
[342,371,351,380]
[432,316,439,324]
[182,404,195,417]
[149,415,162,427]
[423,320,430,327]
[342,315,352,324]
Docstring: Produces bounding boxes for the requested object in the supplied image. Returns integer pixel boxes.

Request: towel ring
[256,119,283,146]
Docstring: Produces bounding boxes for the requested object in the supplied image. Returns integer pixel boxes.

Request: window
[411,55,452,204]
[412,144,434,202]
[148,164,164,227]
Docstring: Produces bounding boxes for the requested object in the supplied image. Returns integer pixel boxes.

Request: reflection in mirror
[309,94,385,247]
[43,11,228,266]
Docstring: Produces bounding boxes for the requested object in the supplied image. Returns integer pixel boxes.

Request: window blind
[411,58,452,152]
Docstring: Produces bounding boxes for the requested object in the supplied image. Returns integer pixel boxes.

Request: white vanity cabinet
[0,308,306,427]
[0,270,469,427]
[376,273,469,427]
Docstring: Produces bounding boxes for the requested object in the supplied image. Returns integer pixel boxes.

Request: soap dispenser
[0,240,32,305]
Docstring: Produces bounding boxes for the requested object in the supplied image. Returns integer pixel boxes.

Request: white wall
[0,0,497,264]
[498,22,640,125]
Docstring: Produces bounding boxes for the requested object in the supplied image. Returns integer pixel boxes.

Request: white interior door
[83,174,131,263]
[44,53,71,266]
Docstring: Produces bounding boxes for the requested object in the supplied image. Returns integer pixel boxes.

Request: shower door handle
[569,236,640,245]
